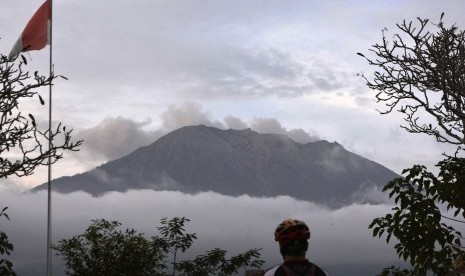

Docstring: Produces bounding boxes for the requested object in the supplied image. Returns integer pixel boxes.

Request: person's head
[274,219,310,258]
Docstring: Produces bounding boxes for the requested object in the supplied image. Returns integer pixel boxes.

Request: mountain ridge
[33,125,398,207]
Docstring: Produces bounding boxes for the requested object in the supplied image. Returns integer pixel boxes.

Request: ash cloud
[250,117,320,143]
[77,116,164,160]
[223,115,248,130]
[77,103,322,161]
[160,102,224,131]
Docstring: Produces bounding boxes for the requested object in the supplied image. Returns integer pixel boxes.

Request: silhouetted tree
[0,207,15,276]
[53,217,264,276]
[156,217,197,275]
[176,247,263,276]
[52,219,166,276]
[0,54,81,179]
[359,14,465,275]
[359,13,465,146]
[0,51,82,274]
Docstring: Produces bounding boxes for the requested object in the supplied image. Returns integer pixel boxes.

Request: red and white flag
[9,0,51,60]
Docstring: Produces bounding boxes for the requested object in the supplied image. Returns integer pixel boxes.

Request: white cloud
[1,191,402,275]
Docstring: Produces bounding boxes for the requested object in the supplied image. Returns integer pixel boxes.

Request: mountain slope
[33,125,398,206]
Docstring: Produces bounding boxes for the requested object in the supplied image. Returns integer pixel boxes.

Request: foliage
[376,266,416,276]
[359,14,465,275]
[0,207,15,276]
[176,248,263,276]
[0,53,82,179]
[53,217,263,276]
[156,217,197,275]
[52,219,166,276]
[369,157,465,275]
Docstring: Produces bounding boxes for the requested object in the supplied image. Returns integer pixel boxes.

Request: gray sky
[2,1,465,273]
[1,0,462,190]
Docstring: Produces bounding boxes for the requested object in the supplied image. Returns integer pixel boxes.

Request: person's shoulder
[265,261,329,276]
[263,264,288,276]
[264,265,279,276]
[264,264,283,276]
[310,262,329,276]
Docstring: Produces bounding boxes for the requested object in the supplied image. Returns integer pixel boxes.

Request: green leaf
[38,95,45,105]
[373,227,380,237]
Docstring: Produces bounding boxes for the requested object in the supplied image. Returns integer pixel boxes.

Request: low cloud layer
[1,191,402,275]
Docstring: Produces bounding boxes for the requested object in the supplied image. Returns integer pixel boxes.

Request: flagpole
[47,0,53,274]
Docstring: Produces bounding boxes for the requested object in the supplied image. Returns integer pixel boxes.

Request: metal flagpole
[47,0,53,275]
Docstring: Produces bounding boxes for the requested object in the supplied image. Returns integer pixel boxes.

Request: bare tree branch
[360,17,465,145]
[0,54,82,179]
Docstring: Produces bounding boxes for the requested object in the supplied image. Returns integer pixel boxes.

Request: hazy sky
[2,1,465,274]
[1,0,463,190]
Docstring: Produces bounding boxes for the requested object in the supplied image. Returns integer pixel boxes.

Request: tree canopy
[52,219,166,276]
[53,217,264,276]
[359,14,465,275]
